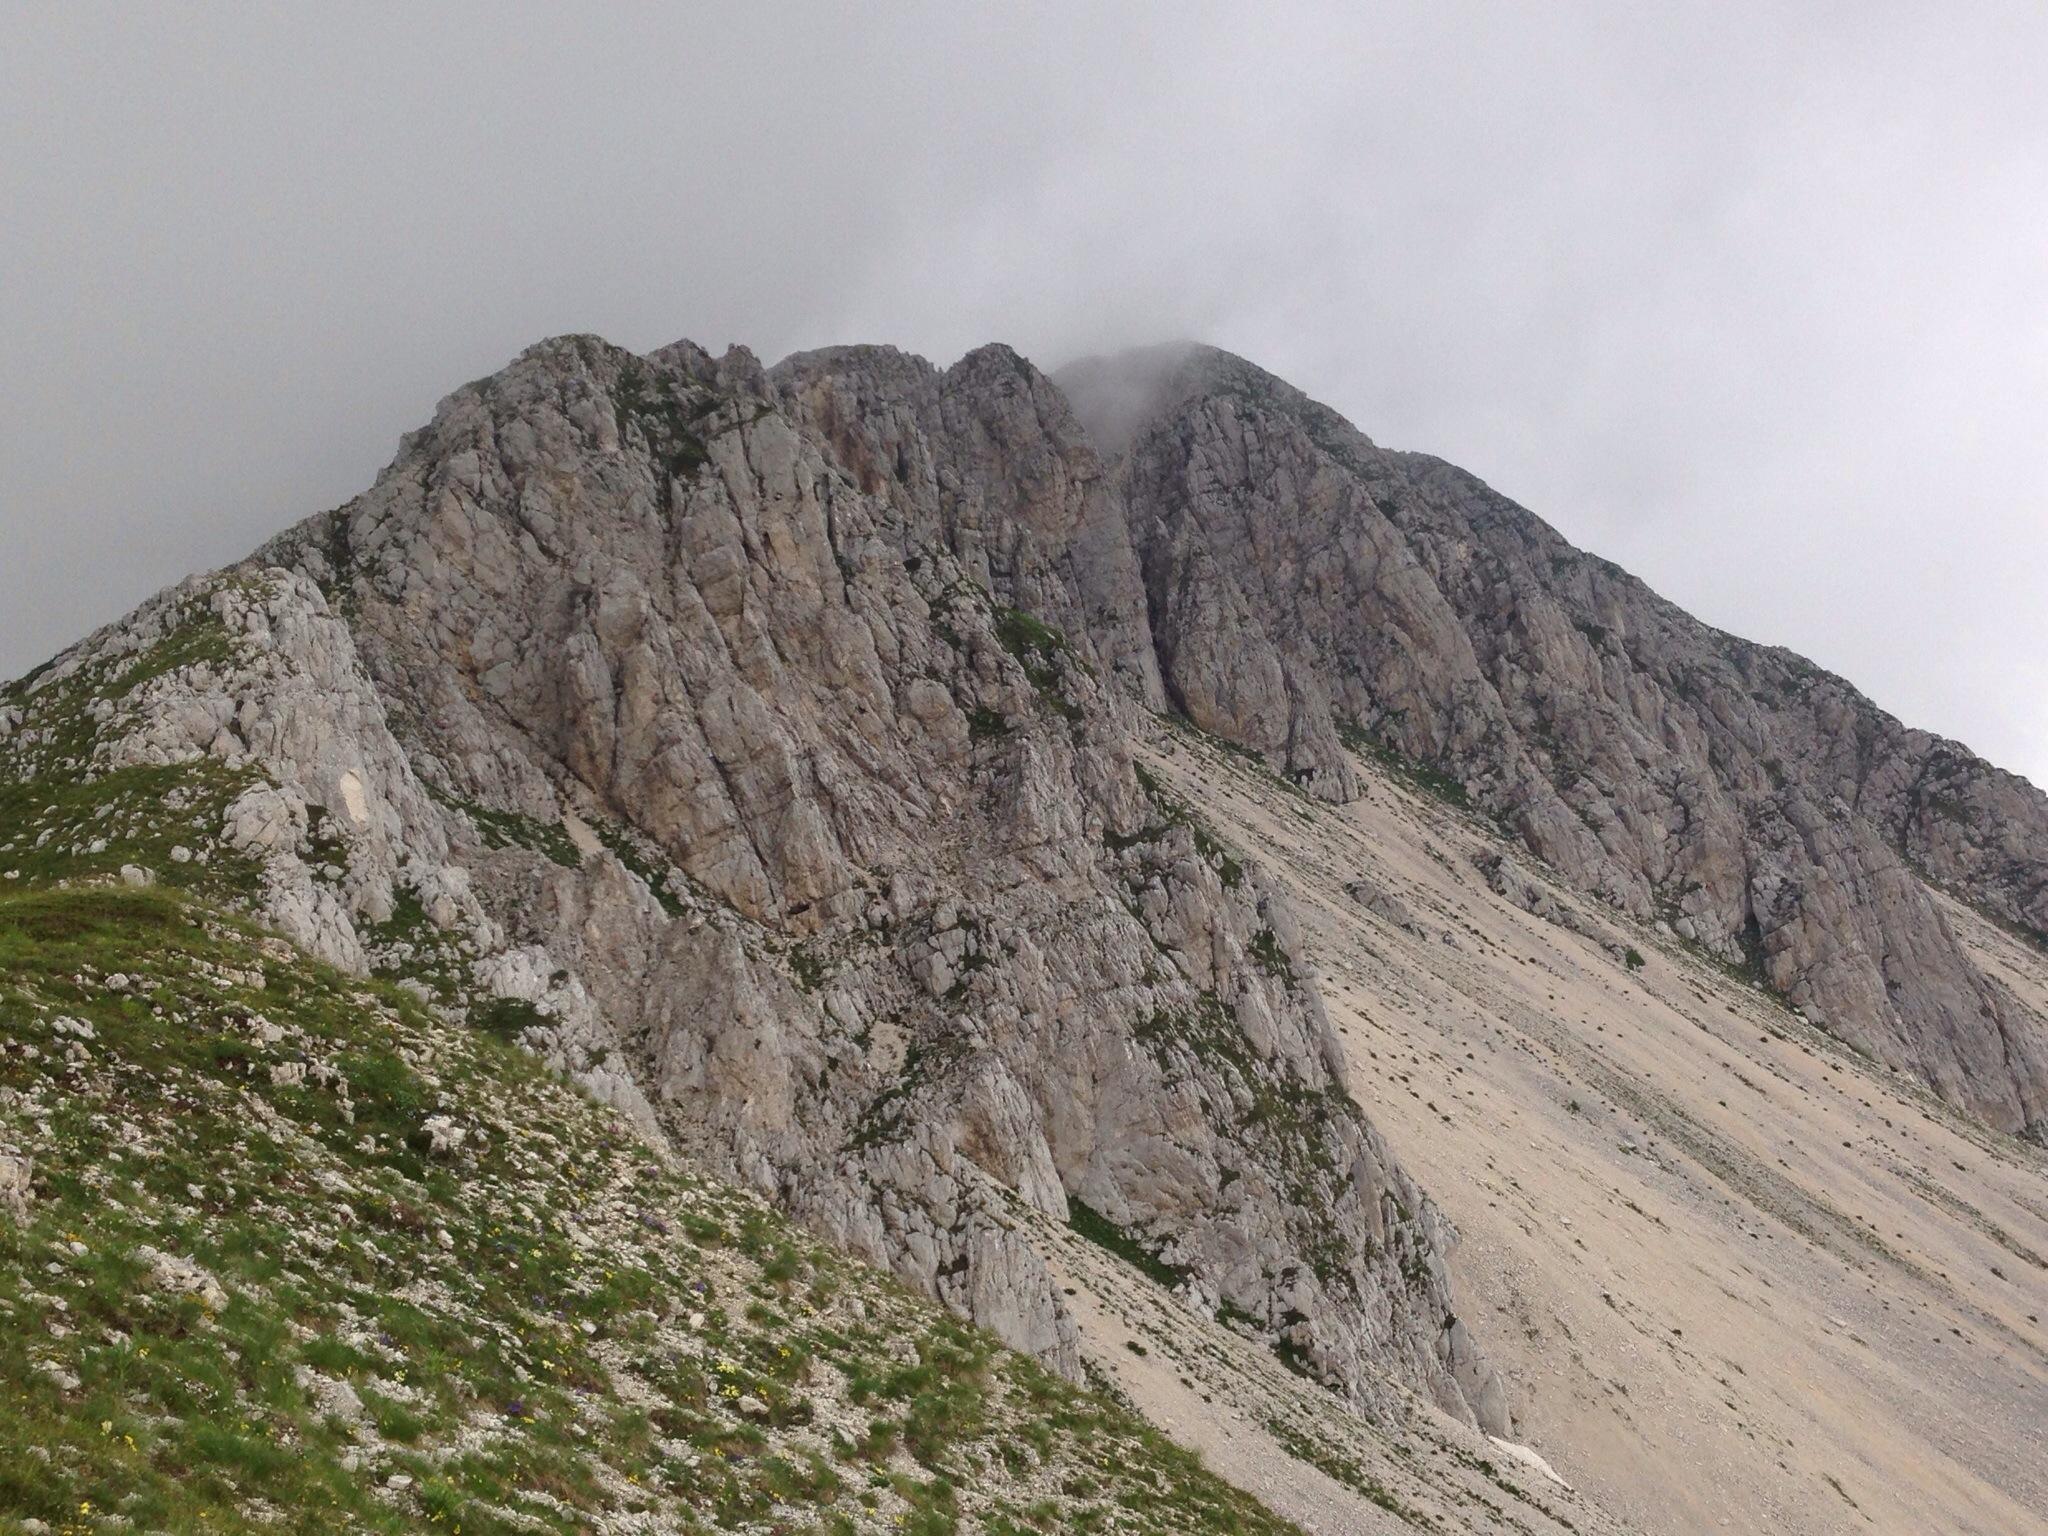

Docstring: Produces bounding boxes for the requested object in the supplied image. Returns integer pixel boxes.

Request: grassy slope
[0,620,1299,1534]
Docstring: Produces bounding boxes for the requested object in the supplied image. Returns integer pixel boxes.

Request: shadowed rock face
[229,334,1506,1431]
[1057,344,2048,1139]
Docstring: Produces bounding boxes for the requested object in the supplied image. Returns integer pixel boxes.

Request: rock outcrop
[209,334,1504,1428]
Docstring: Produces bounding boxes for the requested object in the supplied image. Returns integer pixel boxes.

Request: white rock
[223,785,307,855]
[1489,1436,1571,1489]
[421,1115,466,1156]
[134,1244,228,1310]
[294,1365,365,1424]
[0,1154,32,1220]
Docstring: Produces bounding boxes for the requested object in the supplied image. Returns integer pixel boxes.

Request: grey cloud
[3,1,2042,782]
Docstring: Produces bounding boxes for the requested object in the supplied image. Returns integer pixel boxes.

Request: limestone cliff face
[214,334,1509,1430]
[1059,344,2048,1138]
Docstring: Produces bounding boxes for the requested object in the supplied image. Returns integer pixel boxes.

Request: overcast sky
[4,3,2044,784]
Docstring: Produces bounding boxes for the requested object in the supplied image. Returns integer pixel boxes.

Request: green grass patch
[1066,1197,1191,1290]
[1336,718,1471,810]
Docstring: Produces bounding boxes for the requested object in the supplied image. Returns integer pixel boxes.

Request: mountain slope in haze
[1056,343,2048,1139]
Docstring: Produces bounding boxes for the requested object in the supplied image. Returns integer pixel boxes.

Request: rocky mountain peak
[7,322,2046,1532]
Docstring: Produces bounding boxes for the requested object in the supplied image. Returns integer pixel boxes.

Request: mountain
[3,330,2043,1534]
